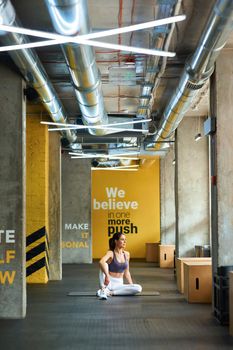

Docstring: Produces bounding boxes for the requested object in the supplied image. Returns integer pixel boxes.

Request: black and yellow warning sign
[26,227,49,283]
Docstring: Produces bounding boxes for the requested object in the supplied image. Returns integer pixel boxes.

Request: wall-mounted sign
[92,164,160,258]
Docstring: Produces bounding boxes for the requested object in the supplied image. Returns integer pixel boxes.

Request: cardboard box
[176,257,212,293]
[183,261,212,303]
[159,245,175,268]
[145,243,159,262]
[230,272,233,336]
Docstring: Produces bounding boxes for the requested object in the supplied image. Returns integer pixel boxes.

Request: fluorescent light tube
[48,127,148,133]
[91,168,138,171]
[41,120,149,133]
[70,153,139,159]
[0,39,68,52]
[0,36,175,57]
[81,15,186,40]
[104,152,139,156]
[69,152,139,157]
[41,119,151,128]
[0,15,186,41]
[0,14,186,56]
[71,156,139,160]
[72,157,139,160]
[105,165,139,169]
[77,40,176,57]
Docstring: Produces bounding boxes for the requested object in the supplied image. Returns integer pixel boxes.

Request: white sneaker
[96,287,111,300]
[98,288,108,300]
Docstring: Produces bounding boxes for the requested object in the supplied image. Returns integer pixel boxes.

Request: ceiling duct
[45,0,108,136]
[146,0,233,150]
[0,0,76,144]
[137,0,181,119]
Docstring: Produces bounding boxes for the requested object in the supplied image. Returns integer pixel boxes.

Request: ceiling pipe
[44,0,108,136]
[146,0,233,150]
[107,148,167,158]
[137,0,181,119]
[0,0,76,144]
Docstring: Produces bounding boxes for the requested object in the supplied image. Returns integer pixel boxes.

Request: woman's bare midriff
[109,271,124,278]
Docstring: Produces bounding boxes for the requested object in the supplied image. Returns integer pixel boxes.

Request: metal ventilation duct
[137,0,181,119]
[45,0,108,136]
[147,0,233,151]
[0,0,76,144]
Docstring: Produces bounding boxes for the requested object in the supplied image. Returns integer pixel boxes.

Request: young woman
[97,232,142,300]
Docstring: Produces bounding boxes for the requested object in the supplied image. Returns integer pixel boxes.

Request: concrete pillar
[160,147,175,244]
[62,154,92,263]
[210,50,233,324]
[26,115,49,283]
[213,50,233,269]
[176,117,209,257]
[48,132,62,280]
[0,64,26,318]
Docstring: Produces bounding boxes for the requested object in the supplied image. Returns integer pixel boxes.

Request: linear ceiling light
[41,120,150,133]
[70,155,139,160]
[0,38,175,56]
[40,119,151,128]
[0,15,186,56]
[91,168,138,171]
[0,15,186,41]
[48,126,147,133]
[69,152,139,157]
[80,15,186,39]
[109,165,139,169]
[72,157,139,160]
[70,155,139,159]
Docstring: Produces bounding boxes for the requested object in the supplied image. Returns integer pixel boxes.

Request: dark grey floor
[1,261,233,350]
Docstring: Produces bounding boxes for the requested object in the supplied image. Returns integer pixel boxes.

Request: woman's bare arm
[124,251,133,284]
[99,251,113,286]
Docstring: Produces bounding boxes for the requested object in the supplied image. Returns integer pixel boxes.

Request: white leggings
[99,271,142,296]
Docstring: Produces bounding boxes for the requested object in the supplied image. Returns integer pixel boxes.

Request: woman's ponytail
[109,232,123,251]
[109,237,115,251]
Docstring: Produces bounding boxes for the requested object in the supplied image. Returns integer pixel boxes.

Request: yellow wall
[26,114,49,283]
[92,160,160,258]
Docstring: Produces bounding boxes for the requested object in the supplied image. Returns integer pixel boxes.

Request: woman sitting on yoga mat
[96,232,142,300]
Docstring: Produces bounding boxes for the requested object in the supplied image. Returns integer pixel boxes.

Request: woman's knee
[131,284,142,294]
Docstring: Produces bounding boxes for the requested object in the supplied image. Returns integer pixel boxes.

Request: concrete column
[0,64,26,318]
[49,132,62,280]
[176,117,209,257]
[26,115,49,283]
[160,147,175,244]
[213,50,233,269]
[209,49,233,325]
[62,155,92,263]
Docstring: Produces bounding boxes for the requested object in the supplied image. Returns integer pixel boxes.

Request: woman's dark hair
[109,233,123,251]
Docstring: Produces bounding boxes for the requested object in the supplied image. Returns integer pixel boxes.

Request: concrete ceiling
[1,1,233,143]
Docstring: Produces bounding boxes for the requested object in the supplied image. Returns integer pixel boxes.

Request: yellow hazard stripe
[26,226,49,281]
